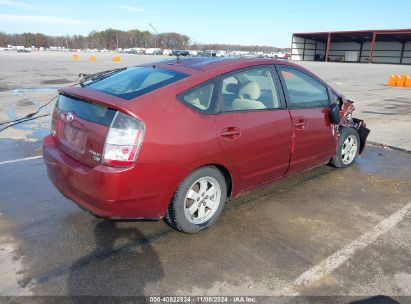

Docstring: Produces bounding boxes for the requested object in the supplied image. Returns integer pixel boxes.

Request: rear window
[57,95,116,126]
[85,67,188,100]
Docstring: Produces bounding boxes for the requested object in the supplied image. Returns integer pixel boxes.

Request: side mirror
[329,103,341,125]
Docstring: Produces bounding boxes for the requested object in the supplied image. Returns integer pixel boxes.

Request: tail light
[51,118,57,137]
[50,107,57,137]
[102,111,145,167]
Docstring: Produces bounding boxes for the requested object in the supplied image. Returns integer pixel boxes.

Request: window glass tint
[220,68,281,112]
[279,67,329,108]
[140,71,174,88]
[180,82,215,112]
[86,67,188,100]
[57,95,116,126]
[221,76,238,94]
[329,90,340,105]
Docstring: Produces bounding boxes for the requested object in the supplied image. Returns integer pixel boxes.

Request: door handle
[293,120,308,130]
[221,127,241,139]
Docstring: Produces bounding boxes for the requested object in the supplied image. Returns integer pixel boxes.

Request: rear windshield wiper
[79,67,127,87]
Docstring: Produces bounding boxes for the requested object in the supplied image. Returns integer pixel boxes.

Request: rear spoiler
[58,87,137,119]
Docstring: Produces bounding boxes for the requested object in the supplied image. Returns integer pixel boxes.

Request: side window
[222,76,238,94]
[278,67,329,108]
[179,82,215,112]
[329,90,340,105]
[219,67,281,112]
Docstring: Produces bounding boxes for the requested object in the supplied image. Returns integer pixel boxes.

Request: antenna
[148,23,180,61]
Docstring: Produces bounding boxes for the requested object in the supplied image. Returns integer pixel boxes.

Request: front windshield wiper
[78,67,127,87]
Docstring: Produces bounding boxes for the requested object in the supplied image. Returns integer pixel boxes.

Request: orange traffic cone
[387,74,397,86]
[395,74,406,87]
[404,75,411,88]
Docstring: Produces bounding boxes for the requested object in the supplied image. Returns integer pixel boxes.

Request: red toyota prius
[43,57,370,233]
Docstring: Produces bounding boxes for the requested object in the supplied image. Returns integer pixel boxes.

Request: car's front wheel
[331,127,360,168]
[167,166,227,233]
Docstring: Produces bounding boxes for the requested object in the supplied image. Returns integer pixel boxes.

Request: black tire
[167,166,227,233]
[331,127,360,168]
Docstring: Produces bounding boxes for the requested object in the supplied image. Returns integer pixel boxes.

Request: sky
[0,0,410,47]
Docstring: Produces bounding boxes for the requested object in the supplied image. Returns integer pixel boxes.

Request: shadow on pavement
[349,295,401,304]
[67,220,163,298]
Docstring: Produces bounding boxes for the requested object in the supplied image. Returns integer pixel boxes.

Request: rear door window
[219,67,281,112]
[85,67,188,100]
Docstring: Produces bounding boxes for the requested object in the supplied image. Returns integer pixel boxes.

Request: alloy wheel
[183,176,222,225]
[341,135,358,165]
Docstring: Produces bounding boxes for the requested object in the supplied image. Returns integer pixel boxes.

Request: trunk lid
[52,87,132,167]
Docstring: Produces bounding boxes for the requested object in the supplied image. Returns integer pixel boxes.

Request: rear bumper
[43,135,179,219]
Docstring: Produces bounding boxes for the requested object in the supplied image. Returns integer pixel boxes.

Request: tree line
[0,29,189,50]
[0,28,287,52]
[191,43,285,53]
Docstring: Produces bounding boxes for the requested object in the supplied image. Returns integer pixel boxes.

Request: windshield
[85,67,188,100]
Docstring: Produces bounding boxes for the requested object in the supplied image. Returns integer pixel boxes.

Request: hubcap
[341,135,358,165]
[184,176,221,225]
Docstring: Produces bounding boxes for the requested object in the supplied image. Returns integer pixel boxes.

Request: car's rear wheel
[167,166,227,233]
[331,127,360,168]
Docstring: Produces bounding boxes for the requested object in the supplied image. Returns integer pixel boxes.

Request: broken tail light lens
[102,111,145,167]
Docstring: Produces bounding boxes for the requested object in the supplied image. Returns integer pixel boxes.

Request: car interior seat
[231,81,266,111]
[189,98,207,110]
[184,85,213,110]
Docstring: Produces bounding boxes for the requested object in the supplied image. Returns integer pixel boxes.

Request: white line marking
[282,201,411,295]
[0,155,42,166]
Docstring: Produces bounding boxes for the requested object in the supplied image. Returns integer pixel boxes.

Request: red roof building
[291,29,411,64]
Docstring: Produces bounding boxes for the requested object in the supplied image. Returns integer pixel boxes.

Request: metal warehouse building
[291,29,411,64]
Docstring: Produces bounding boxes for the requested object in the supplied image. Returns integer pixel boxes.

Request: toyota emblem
[66,112,74,123]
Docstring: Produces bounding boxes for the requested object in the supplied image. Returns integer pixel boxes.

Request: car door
[214,66,293,191]
[276,65,337,174]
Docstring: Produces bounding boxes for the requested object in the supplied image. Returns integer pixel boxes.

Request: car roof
[151,57,297,74]
[159,57,240,71]
[148,57,337,95]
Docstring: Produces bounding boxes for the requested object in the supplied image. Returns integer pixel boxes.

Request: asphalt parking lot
[0,52,411,300]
